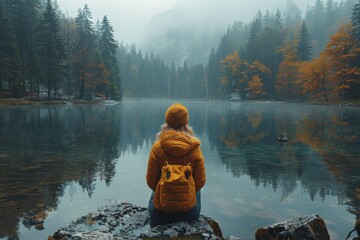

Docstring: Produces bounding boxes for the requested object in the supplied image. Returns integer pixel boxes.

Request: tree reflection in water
[0,105,122,238]
[0,100,359,239]
[208,102,360,220]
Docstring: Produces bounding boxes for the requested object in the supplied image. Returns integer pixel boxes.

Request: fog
[58,0,177,43]
[58,0,321,45]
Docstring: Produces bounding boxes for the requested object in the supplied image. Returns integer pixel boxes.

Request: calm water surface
[0,99,359,239]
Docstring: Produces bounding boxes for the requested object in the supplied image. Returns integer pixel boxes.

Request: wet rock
[51,200,237,240]
[346,218,360,240]
[255,214,330,240]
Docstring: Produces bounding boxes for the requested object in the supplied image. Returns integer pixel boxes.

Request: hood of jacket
[159,130,200,157]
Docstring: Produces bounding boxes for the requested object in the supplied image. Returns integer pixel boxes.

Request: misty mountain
[139,0,315,66]
[140,0,263,66]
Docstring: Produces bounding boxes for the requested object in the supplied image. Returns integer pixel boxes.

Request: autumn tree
[246,74,265,99]
[207,22,249,99]
[220,51,271,100]
[325,23,360,100]
[276,41,303,100]
[83,60,110,99]
[300,53,333,101]
[244,60,270,99]
[220,51,243,98]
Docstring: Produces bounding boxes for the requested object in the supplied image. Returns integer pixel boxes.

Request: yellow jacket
[146,129,206,211]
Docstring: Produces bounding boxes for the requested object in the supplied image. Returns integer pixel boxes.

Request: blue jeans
[148,191,201,227]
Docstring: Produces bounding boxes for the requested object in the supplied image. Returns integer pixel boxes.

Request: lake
[0,99,359,240]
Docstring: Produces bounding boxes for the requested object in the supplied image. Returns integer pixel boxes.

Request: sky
[58,0,177,44]
[57,0,320,44]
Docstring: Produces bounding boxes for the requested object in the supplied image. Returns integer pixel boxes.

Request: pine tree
[246,13,263,62]
[74,4,95,99]
[99,15,121,100]
[7,0,42,95]
[0,1,22,96]
[351,0,360,98]
[325,0,336,27]
[274,9,283,31]
[312,0,327,55]
[297,22,312,61]
[36,0,65,99]
[206,48,217,98]
[352,0,360,43]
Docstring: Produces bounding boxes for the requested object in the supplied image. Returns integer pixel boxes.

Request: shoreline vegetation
[1,98,360,107]
[0,98,107,106]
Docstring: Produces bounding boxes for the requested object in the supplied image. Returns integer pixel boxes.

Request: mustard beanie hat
[165,103,189,128]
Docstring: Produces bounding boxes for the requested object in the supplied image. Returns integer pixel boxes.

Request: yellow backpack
[154,161,196,213]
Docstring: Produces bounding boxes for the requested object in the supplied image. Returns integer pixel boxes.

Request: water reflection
[203,102,360,238]
[224,103,359,211]
[0,104,122,238]
[0,100,359,239]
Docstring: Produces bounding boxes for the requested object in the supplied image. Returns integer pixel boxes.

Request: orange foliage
[300,53,333,101]
[295,118,327,151]
[220,51,243,92]
[324,23,360,100]
[276,42,303,100]
[220,51,270,98]
[246,74,265,98]
[247,60,271,76]
[82,63,110,99]
[247,111,262,129]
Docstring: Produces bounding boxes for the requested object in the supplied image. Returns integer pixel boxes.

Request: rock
[255,214,330,240]
[225,236,242,240]
[356,218,360,236]
[51,200,228,240]
[346,218,360,240]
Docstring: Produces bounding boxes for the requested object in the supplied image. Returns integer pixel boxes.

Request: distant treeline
[119,0,359,101]
[0,0,359,101]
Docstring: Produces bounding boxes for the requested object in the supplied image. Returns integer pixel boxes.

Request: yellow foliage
[300,53,333,101]
[247,111,262,129]
[324,23,360,99]
[220,51,270,99]
[276,40,310,100]
[246,74,265,98]
[220,76,229,87]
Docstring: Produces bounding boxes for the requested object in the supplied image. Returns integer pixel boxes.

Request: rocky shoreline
[48,200,353,240]
[50,201,229,240]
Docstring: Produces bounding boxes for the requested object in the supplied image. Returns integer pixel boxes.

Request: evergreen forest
[0,0,359,102]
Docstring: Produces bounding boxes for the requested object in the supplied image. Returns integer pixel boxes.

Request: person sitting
[146,103,206,227]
